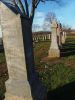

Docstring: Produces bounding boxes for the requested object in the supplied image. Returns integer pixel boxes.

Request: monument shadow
[60,42,75,57]
[47,81,75,100]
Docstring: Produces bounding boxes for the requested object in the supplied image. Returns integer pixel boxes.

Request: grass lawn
[0,53,8,99]
[33,36,75,92]
[0,35,75,99]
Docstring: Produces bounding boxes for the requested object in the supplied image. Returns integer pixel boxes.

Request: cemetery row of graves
[33,21,75,92]
[34,36,75,89]
[0,1,75,100]
[0,23,75,99]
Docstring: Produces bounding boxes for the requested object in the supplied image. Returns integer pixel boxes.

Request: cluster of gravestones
[0,1,67,100]
[33,34,51,42]
[48,19,67,58]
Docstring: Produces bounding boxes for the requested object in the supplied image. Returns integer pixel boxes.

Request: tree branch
[35,0,40,8]
[30,0,35,24]
[17,0,26,16]
[24,0,29,17]
[30,0,41,24]
[45,0,60,4]
[13,0,23,15]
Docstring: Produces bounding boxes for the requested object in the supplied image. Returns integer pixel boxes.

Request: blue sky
[33,0,75,31]
[1,0,75,36]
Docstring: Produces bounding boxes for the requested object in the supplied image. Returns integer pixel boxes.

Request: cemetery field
[0,35,75,99]
[33,35,75,92]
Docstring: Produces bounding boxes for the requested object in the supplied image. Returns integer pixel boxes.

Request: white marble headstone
[48,19,60,58]
[0,2,32,100]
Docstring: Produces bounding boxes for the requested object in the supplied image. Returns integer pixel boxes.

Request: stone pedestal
[49,49,60,58]
[48,20,60,58]
[0,2,46,100]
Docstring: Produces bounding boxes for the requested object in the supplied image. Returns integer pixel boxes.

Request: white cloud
[33,11,45,26]
[33,11,45,31]
[35,11,44,18]
[33,18,44,24]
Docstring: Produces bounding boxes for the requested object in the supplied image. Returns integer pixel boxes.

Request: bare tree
[1,0,60,26]
[43,12,56,31]
[45,12,56,23]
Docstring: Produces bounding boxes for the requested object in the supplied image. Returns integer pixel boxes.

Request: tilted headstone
[0,2,46,100]
[48,19,60,58]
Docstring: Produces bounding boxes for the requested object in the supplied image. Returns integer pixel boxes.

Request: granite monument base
[48,49,60,58]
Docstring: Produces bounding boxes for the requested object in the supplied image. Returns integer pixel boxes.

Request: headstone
[0,2,32,100]
[48,34,51,40]
[0,2,46,100]
[61,31,66,44]
[33,37,34,41]
[48,19,60,58]
[64,31,67,39]
[57,23,62,47]
[45,35,46,40]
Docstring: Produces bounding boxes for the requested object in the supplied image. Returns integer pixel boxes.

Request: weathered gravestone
[61,31,66,44]
[48,19,60,58]
[0,2,46,100]
[48,34,51,40]
[57,23,62,47]
[64,31,67,40]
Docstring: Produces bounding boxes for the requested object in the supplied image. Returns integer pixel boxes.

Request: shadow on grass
[60,43,75,57]
[47,81,75,100]
[0,75,8,100]
[0,83,6,100]
[0,45,4,53]
[0,51,8,100]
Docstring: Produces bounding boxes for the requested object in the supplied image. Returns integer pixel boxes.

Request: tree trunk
[21,17,36,81]
[21,17,47,100]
